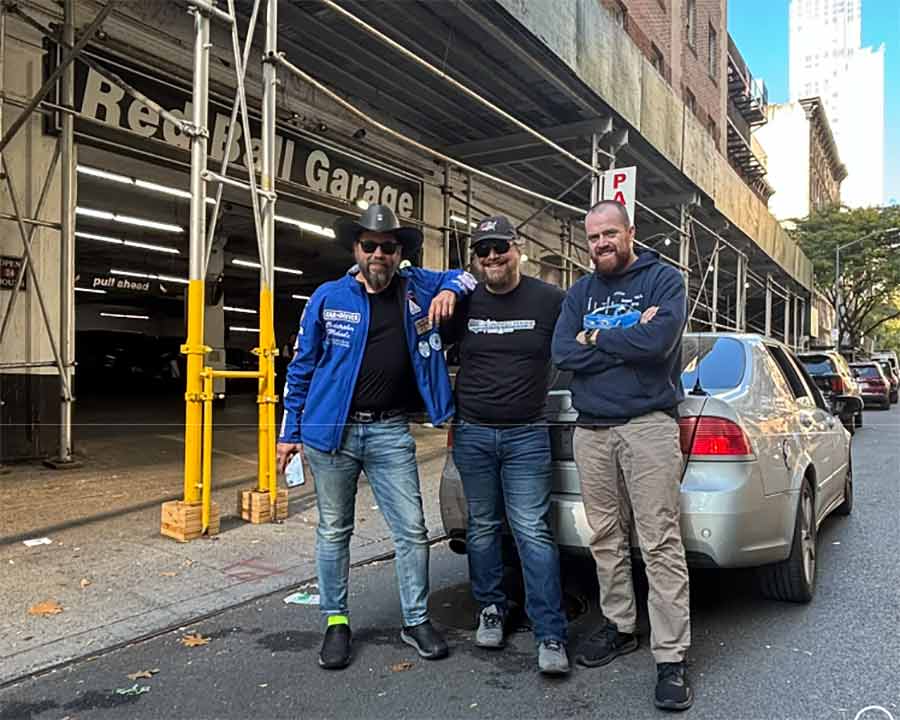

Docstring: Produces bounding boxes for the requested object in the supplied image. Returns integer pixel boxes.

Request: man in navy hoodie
[552,200,692,711]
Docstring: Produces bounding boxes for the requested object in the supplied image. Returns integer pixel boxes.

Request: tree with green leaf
[790,205,900,351]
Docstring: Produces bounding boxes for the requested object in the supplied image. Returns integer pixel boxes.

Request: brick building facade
[601,0,727,152]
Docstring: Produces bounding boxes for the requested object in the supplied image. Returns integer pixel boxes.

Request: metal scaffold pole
[57,0,76,464]
[258,0,279,504]
[181,4,212,506]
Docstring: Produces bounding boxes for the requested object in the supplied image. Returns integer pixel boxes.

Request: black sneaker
[574,621,638,668]
[318,623,352,670]
[400,620,449,660]
[655,661,694,711]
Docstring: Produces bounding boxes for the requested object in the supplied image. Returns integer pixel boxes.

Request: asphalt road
[2,407,899,720]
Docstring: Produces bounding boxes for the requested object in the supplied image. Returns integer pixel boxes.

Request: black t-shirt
[450,275,565,425]
[351,277,419,413]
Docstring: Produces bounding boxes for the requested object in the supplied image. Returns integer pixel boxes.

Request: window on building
[686,0,697,49]
[685,88,696,116]
[708,24,718,79]
[651,43,665,75]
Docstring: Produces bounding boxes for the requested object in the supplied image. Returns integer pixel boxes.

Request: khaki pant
[573,412,691,663]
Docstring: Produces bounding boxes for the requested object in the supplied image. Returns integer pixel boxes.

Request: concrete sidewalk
[0,400,450,687]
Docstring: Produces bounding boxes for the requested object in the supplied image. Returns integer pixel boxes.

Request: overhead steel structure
[0,0,810,500]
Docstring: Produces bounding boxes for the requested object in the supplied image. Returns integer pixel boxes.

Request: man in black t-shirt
[445,215,569,675]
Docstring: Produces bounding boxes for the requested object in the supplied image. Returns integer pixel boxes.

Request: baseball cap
[470,215,517,246]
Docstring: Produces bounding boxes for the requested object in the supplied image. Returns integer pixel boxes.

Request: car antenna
[688,337,708,396]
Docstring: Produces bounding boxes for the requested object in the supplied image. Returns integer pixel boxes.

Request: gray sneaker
[475,604,505,649]
[538,640,570,675]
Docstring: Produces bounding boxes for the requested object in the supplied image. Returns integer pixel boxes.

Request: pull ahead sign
[61,49,422,219]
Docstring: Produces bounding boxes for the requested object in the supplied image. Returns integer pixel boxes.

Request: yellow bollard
[181,278,208,505]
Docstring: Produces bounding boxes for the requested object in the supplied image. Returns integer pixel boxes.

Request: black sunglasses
[358,239,399,255]
[473,239,511,258]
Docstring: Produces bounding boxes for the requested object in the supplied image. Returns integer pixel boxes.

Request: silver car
[439,333,861,604]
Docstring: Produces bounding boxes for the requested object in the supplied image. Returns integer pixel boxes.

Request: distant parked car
[851,362,892,410]
[441,333,861,604]
[798,350,863,432]
[875,360,899,404]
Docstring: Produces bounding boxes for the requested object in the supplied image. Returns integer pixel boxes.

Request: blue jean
[452,421,567,643]
[304,417,430,627]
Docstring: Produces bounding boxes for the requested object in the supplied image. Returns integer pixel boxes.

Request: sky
[728,0,900,206]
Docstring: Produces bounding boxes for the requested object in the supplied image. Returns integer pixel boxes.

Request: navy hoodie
[551,250,686,423]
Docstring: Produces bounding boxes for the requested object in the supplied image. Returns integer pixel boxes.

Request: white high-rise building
[789,0,885,208]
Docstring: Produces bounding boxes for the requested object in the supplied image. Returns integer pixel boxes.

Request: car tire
[854,412,863,429]
[882,397,891,410]
[835,453,853,517]
[891,391,898,405]
[755,477,816,604]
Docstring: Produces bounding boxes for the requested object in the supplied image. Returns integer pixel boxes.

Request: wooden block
[160,500,220,542]
[239,489,288,524]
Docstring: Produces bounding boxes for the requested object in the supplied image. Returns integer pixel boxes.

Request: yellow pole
[182,280,206,504]
[201,369,213,533]
[257,286,277,503]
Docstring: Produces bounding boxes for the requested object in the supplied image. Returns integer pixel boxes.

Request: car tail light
[678,416,753,457]
[830,376,845,394]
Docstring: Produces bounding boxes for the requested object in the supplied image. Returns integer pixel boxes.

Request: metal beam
[441,118,612,161]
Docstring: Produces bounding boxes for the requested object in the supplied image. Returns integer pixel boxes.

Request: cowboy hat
[333,204,423,257]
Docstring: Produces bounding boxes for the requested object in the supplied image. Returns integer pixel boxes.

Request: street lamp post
[834,227,899,354]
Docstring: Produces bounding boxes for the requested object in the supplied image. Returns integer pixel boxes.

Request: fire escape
[727,35,772,202]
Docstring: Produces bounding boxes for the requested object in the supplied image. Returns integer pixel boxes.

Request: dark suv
[798,350,863,431]
[875,360,899,404]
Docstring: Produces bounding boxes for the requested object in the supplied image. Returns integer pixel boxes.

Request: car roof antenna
[688,338,708,397]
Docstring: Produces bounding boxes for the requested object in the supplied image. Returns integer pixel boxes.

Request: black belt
[348,409,406,424]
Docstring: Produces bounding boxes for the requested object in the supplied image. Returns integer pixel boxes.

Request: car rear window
[853,365,880,379]
[799,355,835,375]
[681,337,745,392]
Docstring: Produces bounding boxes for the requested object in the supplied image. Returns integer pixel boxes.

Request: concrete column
[0,16,63,461]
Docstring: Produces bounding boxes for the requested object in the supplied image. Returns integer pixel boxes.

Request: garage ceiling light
[110,268,189,285]
[76,287,107,294]
[292,294,310,301]
[75,231,180,255]
[229,326,259,333]
[231,258,304,276]
[77,166,133,185]
[274,214,335,239]
[223,305,258,314]
[77,206,184,234]
[450,214,478,227]
[135,179,192,199]
[100,312,150,320]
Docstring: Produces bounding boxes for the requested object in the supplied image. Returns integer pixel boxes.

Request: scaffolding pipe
[0,1,114,158]
[0,213,60,229]
[711,243,719,331]
[187,0,236,25]
[58,0,75,463]
[1,154,71,401]
[0,361,58,370]
[464,172,473,270]
[319,0,614,169]
[273,54,586,217]
[181,5,212,506]
[258,0,278,504]
[0,153,61,350]
[442,163,451,270]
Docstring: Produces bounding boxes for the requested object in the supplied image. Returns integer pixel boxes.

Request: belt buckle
[356,410,375,423]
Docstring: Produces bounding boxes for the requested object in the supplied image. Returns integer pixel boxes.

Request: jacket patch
[418,340,431,358]
[429,334,442,351]
[408,297,422,315]
[323,309,361,323]
[415,316,433,335]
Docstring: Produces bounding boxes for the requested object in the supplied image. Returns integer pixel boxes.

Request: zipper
[335,277,370,450]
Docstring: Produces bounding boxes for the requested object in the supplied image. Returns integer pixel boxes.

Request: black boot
[655,661,694,711]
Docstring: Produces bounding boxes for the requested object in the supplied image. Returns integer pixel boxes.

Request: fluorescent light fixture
[356,200,369,210]
[135,179,191,199]
[77,206,184,233]
[75,230,120,245]
[76,231,179,255]
[223,305,258,315]
[75,287,107,294]
[450,214,478,227]
[292,294,311,301]
[274,214,335,239]
[100,312,149,320]
[77,166,134,185]
[229,326,259,333]
[231,258,304,276]
[110,268,189,285]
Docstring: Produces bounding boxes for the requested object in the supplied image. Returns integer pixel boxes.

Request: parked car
[850,362,892,410]
[875,360,899,404]
[871,350,899,378]
[798,350,863,431]
[440,333,861,604]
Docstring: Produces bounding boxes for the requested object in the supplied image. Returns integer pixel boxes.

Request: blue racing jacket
[279,266,477,452]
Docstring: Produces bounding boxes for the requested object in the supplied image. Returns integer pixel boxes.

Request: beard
[481,257,518,292]
[359,258,395,292]
[592,245,631,275]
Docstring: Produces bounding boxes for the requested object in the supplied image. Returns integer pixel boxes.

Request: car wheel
[835,452,853,517]
[854,412,863,429]
[891,391,898,405]
[882,397,891,410]
[755,477,816,603]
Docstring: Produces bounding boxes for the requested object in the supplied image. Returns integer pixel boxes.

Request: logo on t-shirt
[467,318,536,335]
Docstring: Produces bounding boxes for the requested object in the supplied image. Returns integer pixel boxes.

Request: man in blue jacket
[276,204,475,670]
[551,200,692,711]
